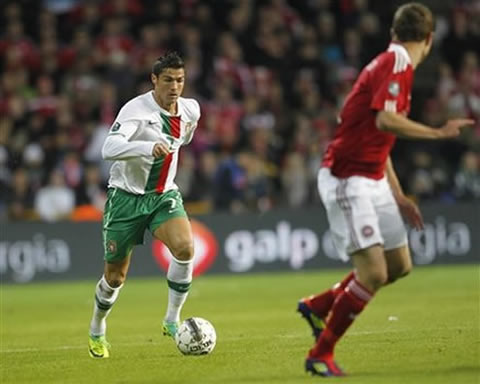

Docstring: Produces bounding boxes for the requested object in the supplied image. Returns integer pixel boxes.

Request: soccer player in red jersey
[297,3,474,377]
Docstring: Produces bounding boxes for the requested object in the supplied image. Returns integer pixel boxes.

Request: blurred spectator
[213,151,249,213]
[447,53,480,121]
[281,152,309,207]
[34,169,75,222]
[408,151,450,201]
[22,143,45,191]
[441,8,480,72]
[75,163,106,210]
[176,149,196,201]
[7,168,35,221]
[0,146,11,220]
[190,150,217,203]
[454,151,480,200]
[0,0,478,222]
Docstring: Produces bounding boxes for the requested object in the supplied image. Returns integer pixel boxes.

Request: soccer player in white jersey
[88,52,201,358]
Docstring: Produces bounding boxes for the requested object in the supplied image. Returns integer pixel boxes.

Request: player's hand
[397,195,424,230]
[438,119,475,139]
[152,141,170,158]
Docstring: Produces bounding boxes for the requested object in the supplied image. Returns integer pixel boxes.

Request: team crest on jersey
[111,122,121,132]
[388,82,400,97]
[106,239,117,254]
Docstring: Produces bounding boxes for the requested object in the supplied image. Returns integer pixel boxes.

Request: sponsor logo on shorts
[361,225,374,238]
[152,219,218,276]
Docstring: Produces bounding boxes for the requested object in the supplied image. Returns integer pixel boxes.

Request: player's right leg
[88,188,146,359]
[88,255,131,359]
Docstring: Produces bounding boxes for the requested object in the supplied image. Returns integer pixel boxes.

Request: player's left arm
[385,156,424,230]
[182,100,201,146]
[183,122,197,145]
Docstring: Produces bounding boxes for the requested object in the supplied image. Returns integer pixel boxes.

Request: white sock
[165,257,193,323]
[89,275,122,337]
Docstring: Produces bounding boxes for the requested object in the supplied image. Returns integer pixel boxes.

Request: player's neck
[152,92,178,115]
[398,42,423,70]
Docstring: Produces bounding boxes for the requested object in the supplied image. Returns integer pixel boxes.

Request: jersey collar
[387,42,412,64]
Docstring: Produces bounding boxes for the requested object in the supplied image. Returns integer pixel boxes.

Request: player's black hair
[152,52,185,76]
[391,2,435,42]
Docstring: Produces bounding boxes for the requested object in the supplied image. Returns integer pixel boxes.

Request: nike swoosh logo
[89,348,104,358]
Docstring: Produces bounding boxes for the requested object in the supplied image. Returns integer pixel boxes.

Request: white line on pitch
[0,327,471,354]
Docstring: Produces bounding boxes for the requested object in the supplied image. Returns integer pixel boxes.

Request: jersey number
[167,198,177,213]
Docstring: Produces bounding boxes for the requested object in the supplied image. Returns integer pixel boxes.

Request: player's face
[152,68,185,107]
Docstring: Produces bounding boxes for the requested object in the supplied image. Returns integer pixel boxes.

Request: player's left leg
[307,245,386,377]
[152,202,194,338]
[307,173,390,376]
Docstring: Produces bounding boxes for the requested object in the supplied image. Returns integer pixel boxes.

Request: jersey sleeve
[370,53,410,113]
[107,120,139,140]
[102,134,155,160]
[108,101,143,140]
[187,99,201,125]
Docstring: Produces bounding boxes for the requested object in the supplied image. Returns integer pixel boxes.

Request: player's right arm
[102,120,170,160]
[376,112,474,140]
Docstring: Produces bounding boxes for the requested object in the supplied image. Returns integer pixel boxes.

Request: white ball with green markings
[175,317,216,355]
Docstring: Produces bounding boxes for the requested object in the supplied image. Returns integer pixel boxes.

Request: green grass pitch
[1,264,479,384]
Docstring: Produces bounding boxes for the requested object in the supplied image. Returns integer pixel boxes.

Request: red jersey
[322,43,414,179]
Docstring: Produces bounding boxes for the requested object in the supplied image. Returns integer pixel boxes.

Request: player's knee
[105,271,127,288]
[388,263,412,283]
[367,270,389,291]
[388,260,412,283]
[172,240,194,262]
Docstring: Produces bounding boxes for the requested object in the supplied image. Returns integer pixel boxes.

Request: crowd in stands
[1,0,479,222]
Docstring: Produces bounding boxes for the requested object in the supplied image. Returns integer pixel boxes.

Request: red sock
[309,278,373,359]
[307,271,355,317]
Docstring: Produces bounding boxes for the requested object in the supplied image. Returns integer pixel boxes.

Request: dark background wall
[2,202,478,283]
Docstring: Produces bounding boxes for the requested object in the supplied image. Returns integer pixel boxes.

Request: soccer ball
[175,317,216,356]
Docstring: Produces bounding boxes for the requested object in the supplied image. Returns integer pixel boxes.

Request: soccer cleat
[88,335,111,359]
[162,320,179,338]
[305,357,346,377]
[297,299,326,340]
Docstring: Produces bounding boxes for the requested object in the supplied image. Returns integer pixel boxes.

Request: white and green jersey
[103,91,200,195]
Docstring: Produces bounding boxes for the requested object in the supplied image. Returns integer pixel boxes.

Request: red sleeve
[370,53,410,113]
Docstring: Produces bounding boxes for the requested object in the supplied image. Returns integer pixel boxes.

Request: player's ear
[423,32,434,52]
[151,73,157,85]
[426,32,434,46]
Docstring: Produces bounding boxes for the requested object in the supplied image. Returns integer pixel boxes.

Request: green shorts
[102,188,187,263]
